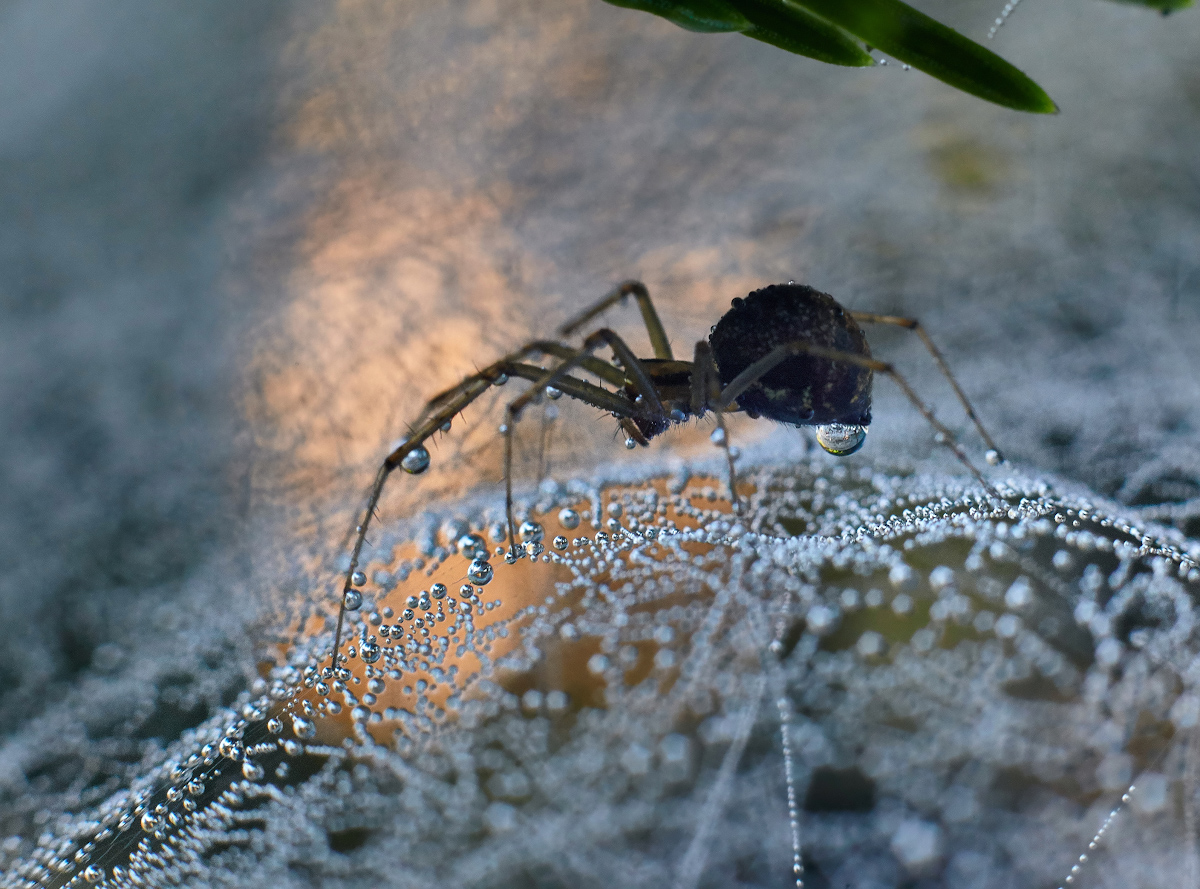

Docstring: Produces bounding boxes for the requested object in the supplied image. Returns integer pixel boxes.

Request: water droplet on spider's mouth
[815,423,867,456]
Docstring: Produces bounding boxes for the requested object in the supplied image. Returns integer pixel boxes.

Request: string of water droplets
[777,695,805,889]
[988,0,1026,40]
[1058,785,1133,888]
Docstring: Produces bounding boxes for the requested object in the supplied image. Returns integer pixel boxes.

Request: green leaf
[600,0,750,32]
[788,0,1058,112]
[1105,0,1192,11]
[732,0,874,66]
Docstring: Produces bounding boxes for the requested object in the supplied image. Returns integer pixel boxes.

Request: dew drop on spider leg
[625,438,636,450]
[343,589,363,611]
[400,445,431,474]
[350,570,366,587]
[467,559,494,586]
[815,424,867,457]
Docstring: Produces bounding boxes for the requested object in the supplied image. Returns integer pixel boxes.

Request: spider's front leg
[849,311,1004,464]
[498,327,669,558]
[330,339,617,671]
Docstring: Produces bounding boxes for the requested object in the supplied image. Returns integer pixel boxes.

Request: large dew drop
[291,715,316,739]
[815,423,867,456]
[467,559,493,585]
[400,445,431,474]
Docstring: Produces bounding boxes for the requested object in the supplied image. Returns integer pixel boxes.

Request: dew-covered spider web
[7,457,1200,889]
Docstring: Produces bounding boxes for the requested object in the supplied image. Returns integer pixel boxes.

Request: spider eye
[815,424,867,457]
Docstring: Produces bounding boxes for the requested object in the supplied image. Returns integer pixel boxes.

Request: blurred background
[0,0,1197,874]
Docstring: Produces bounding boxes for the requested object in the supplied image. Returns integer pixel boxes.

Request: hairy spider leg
[501,327,671,556]
[559,280,674,360]
[416,340,628,424]
[691,339,742,511]
[717,340,1000,497]
[850,312,1004,462]
[331,340,642,669]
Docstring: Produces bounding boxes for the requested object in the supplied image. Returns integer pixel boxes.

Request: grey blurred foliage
[0,0,1198,885]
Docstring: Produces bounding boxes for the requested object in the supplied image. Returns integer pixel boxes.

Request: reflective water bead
[360,642,381,663]
[218,737,243,761]
[241,760,265,781]
[266,717,283,734]
[815,424,867,456]
[431,582,448,599]
[624,438,636,449]
[558,508,581,530]
[459,584,474,599]
[493,373,509,386]
[343,589,363,611]
[82,865,105,884]
[545,386,562,400]
[291,716,317,739]
[457,533,487,560]
[553,535,568,550]
[400,445,431,474]
[519,520,545,544]
[350,570,366,587]
[710,427,726,446]
[468,559,494,585]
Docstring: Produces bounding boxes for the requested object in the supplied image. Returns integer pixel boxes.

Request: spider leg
[850,311,1004,463]
[692,340,741,511]
[415,341,625,426]
[717,341,1000,497]
[331,336,639,670]
[558,280,674,360]
[501,328,669,554]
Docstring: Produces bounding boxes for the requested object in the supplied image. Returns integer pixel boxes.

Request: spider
[326,280,1004,669]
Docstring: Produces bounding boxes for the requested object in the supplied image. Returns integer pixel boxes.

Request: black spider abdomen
[708,283,872,427]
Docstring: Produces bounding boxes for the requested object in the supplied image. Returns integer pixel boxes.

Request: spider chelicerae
[326,280,1004,668]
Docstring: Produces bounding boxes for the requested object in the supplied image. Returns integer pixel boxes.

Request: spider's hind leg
[715,339,1000,497]
[850,311,1004,464]
[559,280,674,360]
